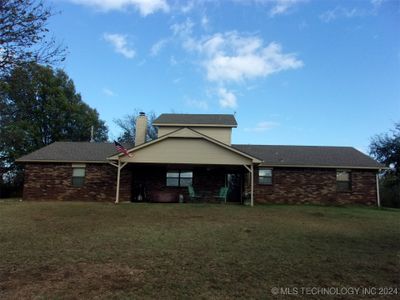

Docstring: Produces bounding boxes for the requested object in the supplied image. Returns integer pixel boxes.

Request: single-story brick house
[16,113,384,206]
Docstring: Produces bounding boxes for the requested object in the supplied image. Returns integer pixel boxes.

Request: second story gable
[153,114,237,145]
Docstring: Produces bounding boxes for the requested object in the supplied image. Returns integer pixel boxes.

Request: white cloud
[371,0,384,8]
[170,56,178,65]
[186,31,303,83]
[233,0,306,16]
[103,33,136,58]
[244,121,280,132]
[180,0,195,13]
[69,0,169,16]
[186,98,209,110]
[319,7,360,22]
[201,15,209,29]
[102,88,116,97]
[218,88,237,109]
[150,39,168,56]
[319,1,383,23]
[172,77,181,84]
[268,0,305,16]
[170,19,194,37]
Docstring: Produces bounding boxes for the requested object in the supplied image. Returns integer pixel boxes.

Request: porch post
[376,172,381,208]
[243,164,255,207]
[250,164,254,207]
[115,160,121,204]
[114,160,128,204]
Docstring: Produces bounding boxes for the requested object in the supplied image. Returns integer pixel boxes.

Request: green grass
[0,202,399,299]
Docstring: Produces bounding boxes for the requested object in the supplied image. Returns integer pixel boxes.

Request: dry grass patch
[0,202,399,299]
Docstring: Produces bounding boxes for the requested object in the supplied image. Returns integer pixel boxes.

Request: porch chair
[187,185,201,201]
[214,186,229,203]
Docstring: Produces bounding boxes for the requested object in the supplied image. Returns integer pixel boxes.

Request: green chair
[214,187,229,203]
[188,185,201,201]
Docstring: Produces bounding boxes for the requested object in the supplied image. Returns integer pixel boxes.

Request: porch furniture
[151,191,178,203]
[188,185,202,201]
[214,187,229,203]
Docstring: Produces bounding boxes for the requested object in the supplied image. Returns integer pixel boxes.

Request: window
[258,168,272,185]
[166,170,193,187]
[336,170,351,192]
[72,164,86,187]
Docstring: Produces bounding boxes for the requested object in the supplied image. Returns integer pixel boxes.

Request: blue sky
[47,0,399,152]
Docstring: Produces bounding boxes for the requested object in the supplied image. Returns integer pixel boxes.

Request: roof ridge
[158,113,234,116]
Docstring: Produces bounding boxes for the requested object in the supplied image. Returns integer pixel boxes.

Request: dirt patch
[0,263,145,299]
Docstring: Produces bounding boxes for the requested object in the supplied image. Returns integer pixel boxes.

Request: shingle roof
[16,141,383,169]
[16,142,132,163]
[232,144,383,169]
[153,114,237,127]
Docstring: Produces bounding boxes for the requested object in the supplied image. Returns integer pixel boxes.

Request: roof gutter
[259,164,387,170]
[15,160,108,164]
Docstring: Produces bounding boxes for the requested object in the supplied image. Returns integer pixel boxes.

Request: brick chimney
[135,112,147,146]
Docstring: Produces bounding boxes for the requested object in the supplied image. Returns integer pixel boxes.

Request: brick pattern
[22,163,378,205]
[251,167,377,205]
[23,163,131,202]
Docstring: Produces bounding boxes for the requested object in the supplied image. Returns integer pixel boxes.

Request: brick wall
[22,163,378,205]
[22,163,226,203]
[23,163,131,202]
[251,167,377,205]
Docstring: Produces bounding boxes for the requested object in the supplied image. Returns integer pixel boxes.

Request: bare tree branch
[0,0,66,75]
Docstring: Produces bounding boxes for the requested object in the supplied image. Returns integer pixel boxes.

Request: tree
[114,111,158,144]
[369,123,400,207]
[370,123,400,179]
[0,63,108,188]
[0,0,65,75]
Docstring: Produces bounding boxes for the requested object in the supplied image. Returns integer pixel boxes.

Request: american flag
[114,141,132,157]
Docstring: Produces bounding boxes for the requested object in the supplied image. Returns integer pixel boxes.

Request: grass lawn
[0,202,399,299]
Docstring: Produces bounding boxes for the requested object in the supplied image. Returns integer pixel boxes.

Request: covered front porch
[108,127,261,206]
[116,163,253,204]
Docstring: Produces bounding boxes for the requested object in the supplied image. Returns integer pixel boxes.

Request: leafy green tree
[0,63,108,188]
[114,110,158,144]
[370,123,400,207]
[0,0,65,75]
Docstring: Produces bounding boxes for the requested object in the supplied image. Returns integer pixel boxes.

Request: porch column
[115,160,128,204]
[244,164,254,207]
[376,172,381,208]
[250,164,254,207]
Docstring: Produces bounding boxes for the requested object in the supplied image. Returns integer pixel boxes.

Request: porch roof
[108,128,262,165]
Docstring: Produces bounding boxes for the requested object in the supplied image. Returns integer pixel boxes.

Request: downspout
[376,172,381,208]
